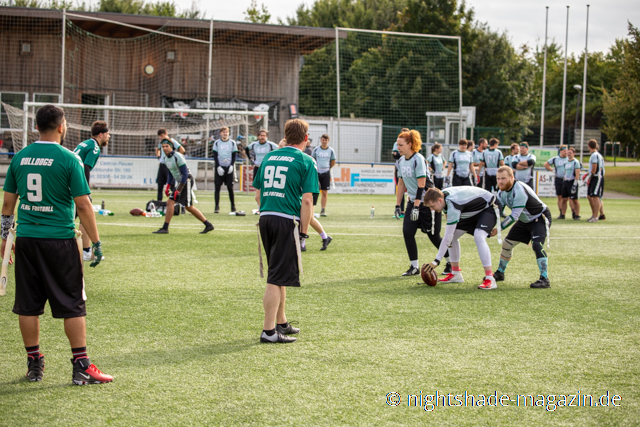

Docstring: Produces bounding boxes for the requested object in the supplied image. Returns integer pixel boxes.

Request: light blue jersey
[498,181,547,227]
[398,152,428,200]
[547,155,568,178]
[426,153,445,178]
[472,149,485,176]
[481,149,504,176]
[247,140,278,167]
[504,154,515,170]
[392,142,400,168]
[311,146,336,173]
[157,138,182,164]
[564,158,581,181]
[442,186,495,225]
[448,150,473,177]
[589,151,605,178]
[511,153,536,182]
[165,151,190,183]
[212,139,238,167]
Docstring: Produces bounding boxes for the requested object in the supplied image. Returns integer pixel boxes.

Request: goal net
[2,102,268,158]
[298,28,461,162]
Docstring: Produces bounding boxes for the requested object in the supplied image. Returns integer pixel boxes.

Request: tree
[244,0,271,24]
[602,22,640,154]
[0,0,203,18]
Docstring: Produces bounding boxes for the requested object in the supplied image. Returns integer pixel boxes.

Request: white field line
[96,222,640,239]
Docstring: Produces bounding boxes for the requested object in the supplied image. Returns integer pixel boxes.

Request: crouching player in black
[492,166,552,288]
[395,130,450,276]
[253,119,318,343]
[422,186,500,290]
[153,140,214,234]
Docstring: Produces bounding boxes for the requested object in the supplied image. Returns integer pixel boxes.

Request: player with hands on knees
[492,166,552,289]
[2,104,112,385]
[395,130,450,277]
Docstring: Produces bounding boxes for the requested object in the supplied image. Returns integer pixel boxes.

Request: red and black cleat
[72,357,113,385]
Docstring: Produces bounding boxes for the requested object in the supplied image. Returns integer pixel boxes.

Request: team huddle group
[390,128,607,293]
[0,107,610,385]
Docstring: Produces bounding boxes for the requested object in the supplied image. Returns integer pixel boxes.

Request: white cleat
[439,272,464,283]
[477,276,497,290]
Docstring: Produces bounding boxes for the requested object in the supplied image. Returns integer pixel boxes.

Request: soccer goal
[2,102,267,189]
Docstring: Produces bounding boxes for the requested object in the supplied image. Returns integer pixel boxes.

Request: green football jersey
[4,141,91,239]
[73,138,101,170]
[253,146,319,218]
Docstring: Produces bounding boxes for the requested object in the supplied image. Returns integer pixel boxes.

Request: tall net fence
[299,28,461,163]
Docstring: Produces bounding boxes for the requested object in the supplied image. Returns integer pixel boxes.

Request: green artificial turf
[0,191,638,426]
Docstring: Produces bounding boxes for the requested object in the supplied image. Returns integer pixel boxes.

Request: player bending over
[73,120,109,261]
[253,119,318,343]
[423,186,501,290]
[153,140,214,234]
[492,166,552,288]
[395,130,450,277]
[2,104,112,384]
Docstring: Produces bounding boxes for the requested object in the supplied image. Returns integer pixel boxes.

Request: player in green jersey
[253,119,319,343]
[73,120,110,261]
[153,140,213,234]
[2,105,112,385]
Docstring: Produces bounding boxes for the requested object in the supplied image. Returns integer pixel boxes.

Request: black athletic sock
[83,247,90,253]
[162,222,169,231]
[26,345,40,358]
[277,322,289,328]
[263,328,276,336]
[203,220,212,227]
[71,346,87,361]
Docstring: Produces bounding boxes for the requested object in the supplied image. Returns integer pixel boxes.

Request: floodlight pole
[580,5,590,163]
[559,6,569,146]
[205,17,213,190]
[540,6,549,147]
[335,27,341,158]
[61,9,66,103]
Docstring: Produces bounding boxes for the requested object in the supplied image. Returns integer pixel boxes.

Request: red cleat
[72,357,113,385]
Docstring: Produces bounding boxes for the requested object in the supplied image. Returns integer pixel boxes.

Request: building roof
[0,7,344,53]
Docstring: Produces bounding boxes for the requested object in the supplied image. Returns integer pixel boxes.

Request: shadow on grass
[0,377,73,396]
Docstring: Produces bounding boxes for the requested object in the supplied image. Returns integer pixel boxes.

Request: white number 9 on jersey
[263,166,288,189]
[27,173,43,202]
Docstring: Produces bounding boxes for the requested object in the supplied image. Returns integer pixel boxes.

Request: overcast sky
[175,0,639,55]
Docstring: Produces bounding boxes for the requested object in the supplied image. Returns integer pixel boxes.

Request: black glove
[394,205,402,220]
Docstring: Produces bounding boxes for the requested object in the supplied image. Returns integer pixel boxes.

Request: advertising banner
[536,170,587,198]
[241,164,396,195]
[90,157,200,188]
[329,164,396,195]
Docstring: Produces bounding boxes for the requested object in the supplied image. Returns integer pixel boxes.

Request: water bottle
[370,206,375,219]
[98,209,112,216]
[101,200,105,210]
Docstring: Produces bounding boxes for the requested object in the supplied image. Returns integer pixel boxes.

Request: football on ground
[130,207,145,216]
[421,263,438,286]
